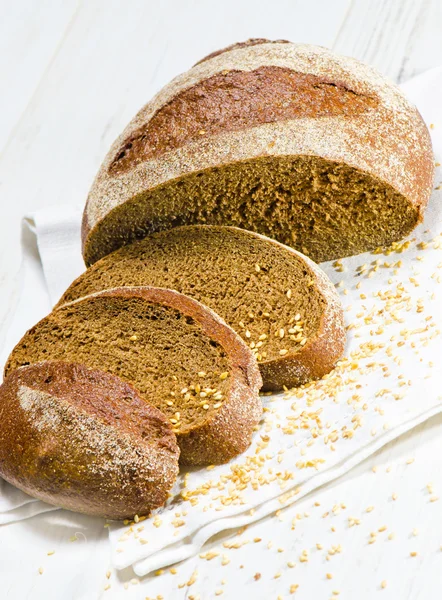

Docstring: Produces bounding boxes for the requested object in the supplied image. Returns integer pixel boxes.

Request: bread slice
[58,226,346,391]
[0,361,179,519]
[5,287,262,466]
[82,40,433,266]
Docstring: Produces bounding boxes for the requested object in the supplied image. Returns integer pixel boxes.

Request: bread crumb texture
[59,226,346,390]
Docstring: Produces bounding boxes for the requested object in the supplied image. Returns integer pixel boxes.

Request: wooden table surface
[1,1,442,598]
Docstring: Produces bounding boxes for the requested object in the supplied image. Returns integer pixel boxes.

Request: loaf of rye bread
[58,226,346,390]
[5,287,262,466]
[0,362,180,519]
[82,39,434,266]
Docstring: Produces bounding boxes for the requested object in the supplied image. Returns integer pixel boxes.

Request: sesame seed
[381,580,387,589]
[187,569,198,586]
[255,264,261,272]
[279,349,288,356]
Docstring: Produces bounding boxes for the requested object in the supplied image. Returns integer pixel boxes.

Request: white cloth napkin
[1,68,442,575]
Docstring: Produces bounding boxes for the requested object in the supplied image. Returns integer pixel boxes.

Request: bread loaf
[5,287,262,466]
[0,361,179,519]
[82,39,434,266]
[59,226,345,390]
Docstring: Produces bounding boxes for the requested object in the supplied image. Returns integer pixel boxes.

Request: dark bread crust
[5,287,263,466]
[0,361,180,519]
[109,66,377,174]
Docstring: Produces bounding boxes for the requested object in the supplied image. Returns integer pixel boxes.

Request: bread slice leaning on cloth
[81,39,434,266]
[5,287,262,466]
[58,226,346,391]
[0,361,180,519]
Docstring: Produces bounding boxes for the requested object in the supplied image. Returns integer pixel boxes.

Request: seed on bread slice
[5,287,262,466]
[59,226,346,390]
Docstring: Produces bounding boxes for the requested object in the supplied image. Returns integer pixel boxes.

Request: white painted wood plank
[396,0,442,82]
[0,0,79,151]
[333,0,427,81]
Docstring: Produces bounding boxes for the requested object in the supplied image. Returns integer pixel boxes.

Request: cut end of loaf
[83,155,423,267]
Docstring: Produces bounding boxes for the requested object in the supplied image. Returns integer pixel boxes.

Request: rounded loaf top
[82,39,434,265]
